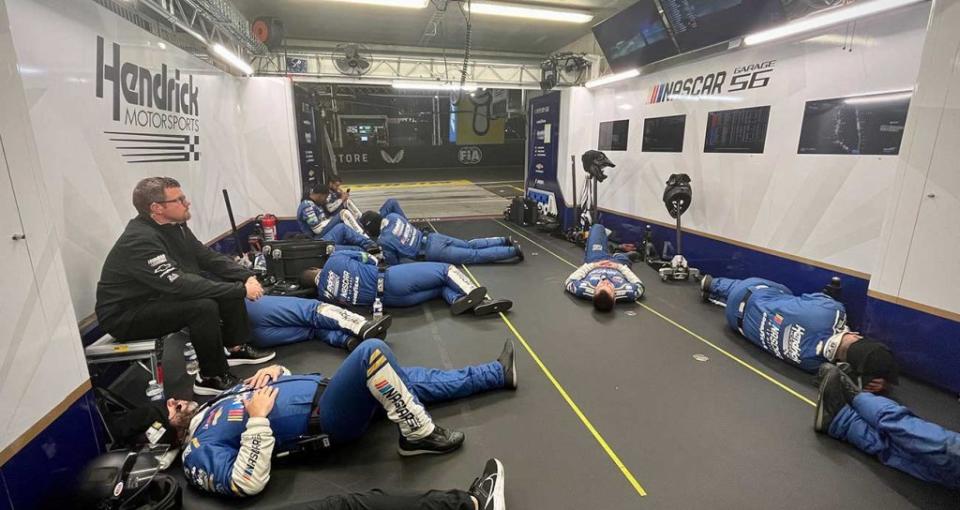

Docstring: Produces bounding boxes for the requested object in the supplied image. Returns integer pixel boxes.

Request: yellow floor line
[508,185,524,192]
[492,219,817,408]
[350,179,473,191]
[425,220,648,497]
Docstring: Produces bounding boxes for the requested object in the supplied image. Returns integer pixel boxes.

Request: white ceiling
[231,0,637,56]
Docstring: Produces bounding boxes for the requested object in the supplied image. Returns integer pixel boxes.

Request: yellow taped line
[492,219,817,408]
[458,264,649,497]
[350,179,473,191]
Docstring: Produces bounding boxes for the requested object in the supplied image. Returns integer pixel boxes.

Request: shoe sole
[700,275,712,302]
[451,287,486,315]
[362,316,392,340]
[814,368,838,432]
[192,384,226,396]
[503,343,517,390]
[490,459,506,510]
[474,300,512,316]
[397,440,464,457]
[227,351,277,366]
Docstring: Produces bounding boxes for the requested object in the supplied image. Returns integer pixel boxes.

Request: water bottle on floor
[184,342,199,376]
[146,379,164,401]
[373,297,383,319]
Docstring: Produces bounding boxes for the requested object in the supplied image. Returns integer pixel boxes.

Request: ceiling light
[844,90,913,105]
[322,0,429,8]
[743,0,926,46]
[466,1,593,23]
[584,69,639,89]
[211,44,253,75]
[392,80,478,91]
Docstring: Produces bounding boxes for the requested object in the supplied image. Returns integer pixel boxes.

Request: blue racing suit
[297,199,367,239]
[707,277,847,372]
[245,296,370,350]
[322,223,375,252]
[565,224,644,302]
[376,199,517,265]
[828,393,960,489]
[316,251,479,309]
[325,189,362,217]
[181,339,505,497]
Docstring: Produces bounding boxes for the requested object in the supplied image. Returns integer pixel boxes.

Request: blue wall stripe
[597,209,960,394]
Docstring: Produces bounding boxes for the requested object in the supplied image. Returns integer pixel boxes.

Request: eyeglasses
[157,195,189,206]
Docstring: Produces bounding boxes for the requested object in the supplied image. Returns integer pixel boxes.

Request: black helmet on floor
[360,211,383,238]
[75,450,182,510]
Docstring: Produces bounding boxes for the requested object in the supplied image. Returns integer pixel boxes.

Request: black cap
[360,211,383,238]
[846,339,899,385]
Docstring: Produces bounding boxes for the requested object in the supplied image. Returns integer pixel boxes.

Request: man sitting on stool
[565,224,645,312]
[360,199,522,265]
[245,295,391,352]
[701,275,898,391]
[96,177,275,396]
[172,339,518,496]
[301,251,512,316]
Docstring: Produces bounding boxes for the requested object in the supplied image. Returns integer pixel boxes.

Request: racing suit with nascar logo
[181,340,506,496]
[297,199,368,240]
[706,277,848,372]
[316,251,480,309]
[376,199,518,265]
[564,224,645,302]
[245,296,372,350]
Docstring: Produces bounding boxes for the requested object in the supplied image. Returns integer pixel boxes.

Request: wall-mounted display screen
[642,114,686,152]
[599,120,630,151]
[704,105,770,153]
[592,1,679,73]
[797,95,911,155]
[661,0,785,52]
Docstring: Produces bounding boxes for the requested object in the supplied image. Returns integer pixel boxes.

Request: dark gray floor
[159,218,959,509]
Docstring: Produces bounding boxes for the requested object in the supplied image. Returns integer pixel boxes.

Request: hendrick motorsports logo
[96,36,200,163]
[648,60,776,104]
[458,146,482,165]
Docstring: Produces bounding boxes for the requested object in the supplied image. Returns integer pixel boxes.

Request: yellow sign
[455,94,504,145]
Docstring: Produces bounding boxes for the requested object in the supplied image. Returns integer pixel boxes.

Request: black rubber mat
[164,218,959,509]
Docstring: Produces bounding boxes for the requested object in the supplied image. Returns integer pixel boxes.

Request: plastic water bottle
[146,379,164,401]
[373,297,383,319]
[183,342,200,376]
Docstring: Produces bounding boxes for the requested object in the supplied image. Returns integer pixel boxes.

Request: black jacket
[95,216,253,330]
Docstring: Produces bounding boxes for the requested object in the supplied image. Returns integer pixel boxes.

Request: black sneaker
[397,425,465,456]
[365,242,382,255]
[474,298,513,316]
[226,344,276,366]
[359,314,392,340]
[498,340,517,390]
[700,274,713,303]
[814,363,859,433]
[451,287,488,315]
[468,458,505,510]
[193,372,242,396]
[512,241,524,262]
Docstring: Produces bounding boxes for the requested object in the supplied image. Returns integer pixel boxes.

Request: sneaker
[498,340,517,390]
[365,242,382,255]
[226,344,276,366]
[468,458,506,510]
[512,241,524,262]
[814,363,859,433]
[700,274,713,303]
[193,372,242,396]
[451,287,488,315]
[474,298,513,316]
[358,314,392,340]
[398,425,465,456]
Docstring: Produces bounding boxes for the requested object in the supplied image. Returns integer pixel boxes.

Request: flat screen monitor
[660,0,785,52]
[599,120,630,151]
[798,95,911,155]
[592,1,678,73]
[704,105,770,153]
[642,114,686,152]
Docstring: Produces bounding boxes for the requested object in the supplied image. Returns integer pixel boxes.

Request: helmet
[75,449,182,509]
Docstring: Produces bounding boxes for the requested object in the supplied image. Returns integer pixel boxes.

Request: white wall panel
[5,0,300,318]
[558,4,929,275]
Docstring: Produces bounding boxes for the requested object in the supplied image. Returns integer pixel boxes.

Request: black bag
[263,239,334,282]
[522,197,539,225]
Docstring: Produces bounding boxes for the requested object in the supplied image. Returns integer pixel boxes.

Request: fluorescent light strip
[584,69,640,89]
[392,80,478,91]
[467,1,593,23]
[743,0,925,46]
[211,44,253,75]
[322,0,428,8]
[844,91,913,105]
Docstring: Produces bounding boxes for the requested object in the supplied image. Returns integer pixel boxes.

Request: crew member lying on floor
[565,224,645,312]
[298,183,369,240]
[246,296,392,352]
[173,339,518,496]
[701,275,898,391]
[359,199,522,265]
[302,251,513,316]
[815,363,960,489]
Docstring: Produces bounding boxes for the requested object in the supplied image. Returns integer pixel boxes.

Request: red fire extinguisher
[261,214,277,241]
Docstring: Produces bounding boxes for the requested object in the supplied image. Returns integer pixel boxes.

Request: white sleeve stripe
[230,417,275,496]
